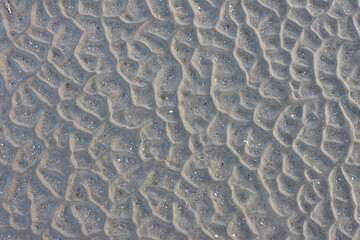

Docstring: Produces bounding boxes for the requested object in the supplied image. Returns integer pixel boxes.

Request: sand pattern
[0,0,360,239]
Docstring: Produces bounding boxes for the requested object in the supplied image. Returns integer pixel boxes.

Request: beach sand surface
[1,0,360,239]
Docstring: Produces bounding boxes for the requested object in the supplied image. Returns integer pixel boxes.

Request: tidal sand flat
[1,0,360,239]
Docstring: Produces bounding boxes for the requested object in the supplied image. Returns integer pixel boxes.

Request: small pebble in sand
[3,0,11,14]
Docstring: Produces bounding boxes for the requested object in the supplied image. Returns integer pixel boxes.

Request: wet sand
[1,0,360,239]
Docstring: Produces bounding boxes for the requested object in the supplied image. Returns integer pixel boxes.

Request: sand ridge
[0,0,360,239]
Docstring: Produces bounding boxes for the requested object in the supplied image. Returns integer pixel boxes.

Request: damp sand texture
[1,0,360,239]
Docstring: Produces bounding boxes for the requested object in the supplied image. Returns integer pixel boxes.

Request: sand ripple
[1,0,360,239]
